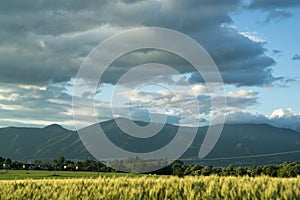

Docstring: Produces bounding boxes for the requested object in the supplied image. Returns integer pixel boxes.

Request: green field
[0,173,299,199]
[0,170,145,180]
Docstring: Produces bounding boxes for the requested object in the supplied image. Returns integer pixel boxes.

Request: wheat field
[0,176,299,200]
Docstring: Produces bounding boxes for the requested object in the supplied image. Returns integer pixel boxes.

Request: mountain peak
[43,124,65,130]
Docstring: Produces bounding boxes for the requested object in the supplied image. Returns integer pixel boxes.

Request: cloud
[248,0,300,10]
[239,31,265,43]
[0,0,280,87]
[272,49,281,54]
[117,87,259,126]
[0,82,81,129]
[0,0,295,129]
[0,24,126,85]
[0,79,298,132]
[226,111,268,124]
[247,0,300,22]
[264,10,293,22]
[225,90,259,110]
[268,109,300,131]
[292,54,300,61]
[127,106,181,125]
[188,26,277,86]
[226,108,300,131]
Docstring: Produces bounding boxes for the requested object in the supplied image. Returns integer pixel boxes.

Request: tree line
[166,160,300,178]
[1,156,300,178]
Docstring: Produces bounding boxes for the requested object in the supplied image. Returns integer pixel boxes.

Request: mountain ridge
[0,119,299,166]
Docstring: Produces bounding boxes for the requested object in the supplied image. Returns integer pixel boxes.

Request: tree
[261,165,277,177]
[201,166,212,176]
[0,157,4,164]
[212,167,222,175]
[248,166,262,177]
[184,165,202,175]
[235,167,248,176]
[278,162,300,177]
[221,165,235,176]
[57,157,65,165]
[4,158,12,165]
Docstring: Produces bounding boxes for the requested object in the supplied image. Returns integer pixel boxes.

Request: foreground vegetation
[0,176,299,199]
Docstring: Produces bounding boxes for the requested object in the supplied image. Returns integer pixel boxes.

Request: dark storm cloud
[0,0,281,86]
[0,46,77,85]
[188,26,277,86]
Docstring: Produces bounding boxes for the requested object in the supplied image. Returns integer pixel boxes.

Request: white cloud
[115,86,260,126]
[0,93,19,101]
[226,108,300,131]
[19,85,47,91]
[225,90,259,111]
[269,108,300,118]
[227,90,258,98]
[191,84,208,95]
[239,31,265,43]
[267,108,300,131]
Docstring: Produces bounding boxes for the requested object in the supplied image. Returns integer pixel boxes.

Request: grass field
[0,173,299,199]
[0,170,144,180]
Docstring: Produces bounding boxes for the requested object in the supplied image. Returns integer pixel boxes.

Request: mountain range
[0,118,299,166]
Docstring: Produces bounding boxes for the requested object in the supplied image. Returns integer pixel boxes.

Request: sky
[0,0,299,131]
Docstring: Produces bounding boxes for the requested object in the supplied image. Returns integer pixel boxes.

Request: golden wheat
[0,176,299,200]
